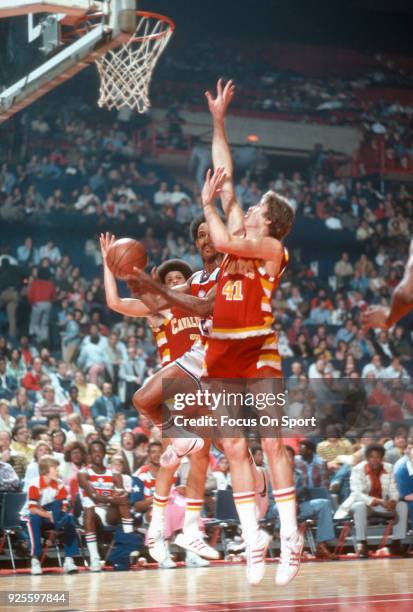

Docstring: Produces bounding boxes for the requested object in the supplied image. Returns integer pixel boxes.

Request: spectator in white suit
[335,443,408,557]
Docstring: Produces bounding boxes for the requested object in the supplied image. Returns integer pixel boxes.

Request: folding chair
[364,512,395,551]
[301,487,336,556]
[40,529,63,567]
[0,492,27,570]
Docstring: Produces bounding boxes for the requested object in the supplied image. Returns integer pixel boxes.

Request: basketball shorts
[80,496,110,525]
[203,333,282,379]
[175,340,205,381]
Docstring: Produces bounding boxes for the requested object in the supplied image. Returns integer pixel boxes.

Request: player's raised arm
[205,79,245,236]
[100,232,153,318]
[130,267,215,317]
[362,239,413,329]
[202,168,285,266]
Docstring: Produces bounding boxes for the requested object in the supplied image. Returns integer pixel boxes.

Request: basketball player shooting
[100,231,221,565]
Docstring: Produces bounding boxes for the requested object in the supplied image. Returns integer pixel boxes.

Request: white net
[95,12,174,113]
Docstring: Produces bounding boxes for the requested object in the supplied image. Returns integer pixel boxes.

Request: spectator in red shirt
[21,357,43,393]
[28,268,56,343]
[64,385,91,422]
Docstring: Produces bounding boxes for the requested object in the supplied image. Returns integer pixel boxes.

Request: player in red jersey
[362,239,413,329]
[100,231,221,564]
[198,79,303,586]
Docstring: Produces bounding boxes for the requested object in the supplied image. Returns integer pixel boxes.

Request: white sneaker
[31,557,42,576]
[275,530,304,586]
[63,557,78,574]
[90,557,102,572]
[186,550,210,567]
[160,438,204,468]
[246,530,271,586]
[175,532,219,560]
[158,556,177,569]
[147,531,168,563]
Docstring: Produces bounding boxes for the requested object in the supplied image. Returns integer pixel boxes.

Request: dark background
[1,0,413,89]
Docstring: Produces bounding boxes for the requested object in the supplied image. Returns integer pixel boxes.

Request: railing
[352,137,413,178]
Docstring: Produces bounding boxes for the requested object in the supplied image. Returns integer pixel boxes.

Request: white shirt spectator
[38,242,62,264]
[74,188,100,211]
[213,470,232,490]
[325,216,343,230]
[381,363,410,380]
[77,341,107,370]
[170,187,190,205]
[17,240,39,265]
[361,363,385,378]
[154,182,172,206]
[278,331,294,358]
[66,424,96,445]
[117,185,136,202]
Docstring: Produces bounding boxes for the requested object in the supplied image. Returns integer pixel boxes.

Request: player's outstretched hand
[202,166,227,207]
[205,78,235,118]
[361,305,390,330]
[99,232,116,262]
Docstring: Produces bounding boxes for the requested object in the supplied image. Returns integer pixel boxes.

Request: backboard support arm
[0,27,130,123]
[0,1,100,18]
[0,0,137,122]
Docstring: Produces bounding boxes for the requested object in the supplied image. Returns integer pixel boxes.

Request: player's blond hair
[38,455,59,475]
[262,191,295,240]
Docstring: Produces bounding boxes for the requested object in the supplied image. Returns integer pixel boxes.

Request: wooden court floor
[0,559,413,612]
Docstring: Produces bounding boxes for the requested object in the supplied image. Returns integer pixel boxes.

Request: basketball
[106,238,147,280]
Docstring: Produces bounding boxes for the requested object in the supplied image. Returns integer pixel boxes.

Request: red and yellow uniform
[204,250,288,378]
[151,307,200,367]
[173,267,220,380]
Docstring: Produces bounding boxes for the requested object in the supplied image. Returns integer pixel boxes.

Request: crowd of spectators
[152,41,413,173]
[154,42,413,120]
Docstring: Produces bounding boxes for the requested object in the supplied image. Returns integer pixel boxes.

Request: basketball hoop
[95,11,175,114]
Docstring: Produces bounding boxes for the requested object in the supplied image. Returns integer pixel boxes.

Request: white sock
[273,487,298,538]
[85,533,99,560]
[149,494,168,533]
[121,518,134,533]
[183,498,203,536]
[233,491,259,544]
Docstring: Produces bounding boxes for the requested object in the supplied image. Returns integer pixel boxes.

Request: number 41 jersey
[211,250,288,340]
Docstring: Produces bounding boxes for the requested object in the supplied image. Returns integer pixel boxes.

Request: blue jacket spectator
[91,382,122,424]
[295,439,330,490]
[394,448,413,528]
[77,328,107,372]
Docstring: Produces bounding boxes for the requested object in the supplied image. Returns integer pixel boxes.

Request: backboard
[0,0,137,123]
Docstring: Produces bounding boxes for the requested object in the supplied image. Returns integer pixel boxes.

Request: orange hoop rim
[129,11,175,43]
[62,10,175,44]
